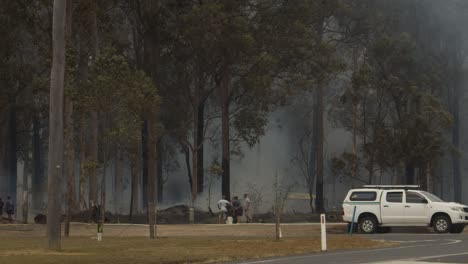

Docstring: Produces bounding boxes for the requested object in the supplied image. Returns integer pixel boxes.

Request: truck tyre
[433,215,451,233]
[359,216,377,234]
[450,224,465,234]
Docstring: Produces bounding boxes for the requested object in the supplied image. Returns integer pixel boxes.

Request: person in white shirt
[243,193,252,223]
[217,195,231,224]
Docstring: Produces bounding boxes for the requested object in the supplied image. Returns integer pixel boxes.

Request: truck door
[404,191,429,224]
[381,191,405,224]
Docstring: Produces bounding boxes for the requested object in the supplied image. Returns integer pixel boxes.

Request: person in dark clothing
[232,196,243,224]
[6,196,14,223]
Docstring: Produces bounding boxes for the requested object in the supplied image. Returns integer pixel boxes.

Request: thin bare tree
[47,0,67,250]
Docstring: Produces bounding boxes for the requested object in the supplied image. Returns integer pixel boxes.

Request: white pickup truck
[342,185,468,233]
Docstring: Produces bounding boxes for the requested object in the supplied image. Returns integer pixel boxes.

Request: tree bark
[191,78,200,200]
[147,118,157,239]
[221,75,230,200]
[78,116,86,211]
[308,106,317,213]
[22,154,31,224]
[64,0,74,235]
[31,113,43,211]
[196,95,205,194]
[452,84,461,202]
[64,98,74,237]
[313,13,325,213]
[7,96,17,204]
[89,0,99,210]
[184,145,193,192]
[114,150,123,222]
[141,122,148,209]
[47,0,67,250]
[315,82,325,213]
[405,163,415,184]
[100,140,108,224]
[157,143,163,203]
[129,145,140,222]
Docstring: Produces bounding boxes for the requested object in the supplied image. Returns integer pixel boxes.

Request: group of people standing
[217,194,251,224]
[0,196,15,223]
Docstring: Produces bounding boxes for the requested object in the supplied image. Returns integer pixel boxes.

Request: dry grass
[0,235,395,264]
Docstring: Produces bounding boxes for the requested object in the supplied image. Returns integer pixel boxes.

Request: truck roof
[361,185,421,190]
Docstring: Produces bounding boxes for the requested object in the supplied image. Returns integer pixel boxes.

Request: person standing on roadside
[6,196,14,223]
[217,195,231,224]
[232,196,243,224]
[243,193,252,223]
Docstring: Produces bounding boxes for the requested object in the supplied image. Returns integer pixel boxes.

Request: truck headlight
[451,207,463,212]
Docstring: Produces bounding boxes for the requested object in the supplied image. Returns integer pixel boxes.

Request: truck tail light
[341,207,344,216]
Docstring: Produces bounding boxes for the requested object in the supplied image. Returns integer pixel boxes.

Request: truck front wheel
[433,215,451,233]
[359,216,377,234]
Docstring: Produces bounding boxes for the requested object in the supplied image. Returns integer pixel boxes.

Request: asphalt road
[237,229,468,264]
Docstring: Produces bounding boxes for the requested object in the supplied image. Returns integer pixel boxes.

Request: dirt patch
[0,236,396,264]
[0,250,90,257]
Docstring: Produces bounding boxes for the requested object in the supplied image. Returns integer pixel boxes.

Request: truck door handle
[405,205,410,208]
[383,205,389,207]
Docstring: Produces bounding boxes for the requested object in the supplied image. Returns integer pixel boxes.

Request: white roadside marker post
[97,222,103,241]
[320,214,327,251]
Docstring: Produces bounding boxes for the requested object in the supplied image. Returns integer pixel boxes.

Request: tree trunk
[89,114,98,208]
[47,0,67,250]
[64,97,74,237]
[32,113,43,211]
[184,145,193,192]
[7,97,17,204]
[367,154,375,185]
[147,119,157,239]
[452,90,461,202]
[79,116,86,211]
[221,75,230,200]
[405,163,415,184]
[315,82,325,213]
[425,163,433,192]
[141,122,148,209]
[115,150,123,223]
[76,0,90,213]
[157,143,163,203]
[22,155,31,224]
[129,146,140,221]
[64,0,74,231]
[352,106,358,188]
[191,146,198,202]
[197,100,205,193]
[100,141,108,224]
[313,13,326,214]
[89,0,99,211]
[308,103,316,213]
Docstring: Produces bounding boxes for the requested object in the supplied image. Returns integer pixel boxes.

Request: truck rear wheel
[359,216,377,234]
[433,215,451,233]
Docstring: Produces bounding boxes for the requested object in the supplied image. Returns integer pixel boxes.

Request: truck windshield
[420,191,444,202]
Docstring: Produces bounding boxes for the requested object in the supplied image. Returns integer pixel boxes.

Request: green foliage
[208,161,223,178]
